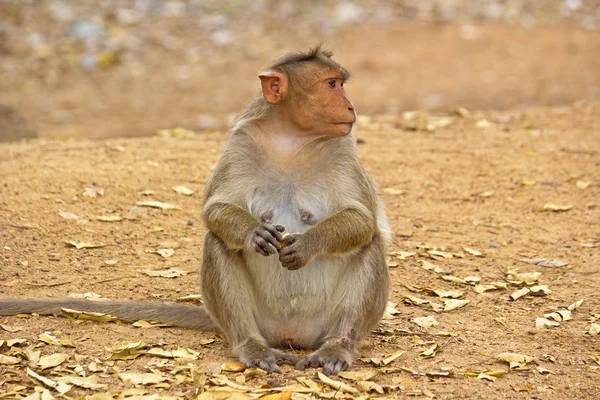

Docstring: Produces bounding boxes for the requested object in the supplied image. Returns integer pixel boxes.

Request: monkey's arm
[305,206,376,256]
[202,203,261,249]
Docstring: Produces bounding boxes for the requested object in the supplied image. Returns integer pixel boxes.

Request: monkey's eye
[327,79,336,88]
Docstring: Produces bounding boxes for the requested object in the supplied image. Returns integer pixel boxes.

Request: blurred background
[0,0,599,141]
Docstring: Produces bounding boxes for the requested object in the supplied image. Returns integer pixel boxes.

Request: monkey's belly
[259,313,329,349]
[245,252,345,349]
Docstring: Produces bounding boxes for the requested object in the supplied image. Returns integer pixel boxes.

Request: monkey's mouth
[331,122,354,133]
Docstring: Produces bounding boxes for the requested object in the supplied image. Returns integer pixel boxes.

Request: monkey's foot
[237,340,298,373]
[295,345,353,375]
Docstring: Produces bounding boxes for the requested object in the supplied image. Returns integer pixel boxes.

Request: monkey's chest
[249,182,329,234]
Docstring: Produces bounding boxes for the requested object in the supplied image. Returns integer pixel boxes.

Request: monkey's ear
[259,71,287,104]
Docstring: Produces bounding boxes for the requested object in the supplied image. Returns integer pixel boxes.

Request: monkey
[0,46,391,375]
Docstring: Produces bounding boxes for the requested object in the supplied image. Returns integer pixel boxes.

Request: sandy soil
[1,19,600,400]
[1,99,599,399]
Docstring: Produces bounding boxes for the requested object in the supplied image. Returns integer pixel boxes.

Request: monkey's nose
[348,106,354,111]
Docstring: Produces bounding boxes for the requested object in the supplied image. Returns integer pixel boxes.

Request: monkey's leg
[201,232,297,373]
[296,237,389,375]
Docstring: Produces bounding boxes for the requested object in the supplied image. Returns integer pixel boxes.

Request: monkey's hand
[250,224,285,256]
[278,233,315,270]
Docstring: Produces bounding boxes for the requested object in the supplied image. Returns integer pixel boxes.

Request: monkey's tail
[0,298,218,331]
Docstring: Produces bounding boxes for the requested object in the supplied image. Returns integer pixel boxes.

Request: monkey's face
[290,69,356,137]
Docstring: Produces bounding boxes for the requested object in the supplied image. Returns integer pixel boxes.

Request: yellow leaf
[576,180,591,189]
[496,353,535,370]
[317,372,358,393]
[62,308,119,323]
[412,315,439,329]
[537,203,572,212]
[221,361,247,372]
[118,372,169,385]
[420,344,439,358]
[173,186,194,196]
[109,342,147,361]
[143,268,187,278]
[443,299,470,311]
[96,215,123,222]
[27,368,72,394]
[136,201,181,210]
[0,354,20,365]
[510,287,530,301]
[66,241,106,249]
[338,370,379,381]
[38,353,69,369]
[156,248,175,258]
[463,247,484,257]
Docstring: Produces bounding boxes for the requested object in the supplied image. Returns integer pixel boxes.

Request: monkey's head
[258,46,356,137]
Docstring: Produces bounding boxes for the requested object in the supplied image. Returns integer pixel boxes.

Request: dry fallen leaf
[56,375,107,390]
[529,285,551,296]
[519,258,568,268]
[356,380,384,394]
[173,185,194,195]
[221,361,247,372]
[62,308,119,323]
[156,248,175,258]
[59,212,80,220]
[394,251,416,260]
[383,188,404,196]
[588,324,600,336]
[568,299,584,311]
[317,372,358,393]
[403,295,430,306]
[475,119,493,128]
[428,250,453,259]
[412,315,439,329]
[433,289,464,299]
[508,271,542,285]
[474,282,507,293]
[96,215,123,222]
[443,299,470,311]
[0,354,20,365]
[338,370,379,381]
[136,201,181,210]
[382,301,400,319]
[157,127,196,138]
[463,247,484,257]
[496,353,535,370]
[438,275,468,286]
[520,179,537,186]
[179,294,203,303]
[510,287,531,301]
[109,342,147,361]
[38,353,69,369]
[535,318,560,329]
[146,347,201,359]
[576,180,591,189]
[66,240,106,249]
[27,368,72,394]
[143,268,187,278]
[537,203,572,212]
[83,188,104,198]
[544,310,571,322]
[132,320,173,329]
[118,372,169,385]
[0,323,22,332]
[420,344,439,358]
[477,373,496,382]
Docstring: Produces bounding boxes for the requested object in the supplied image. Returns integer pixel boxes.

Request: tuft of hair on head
[268,45,350,86]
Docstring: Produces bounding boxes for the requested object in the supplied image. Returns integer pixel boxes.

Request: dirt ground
[1,22,600,400]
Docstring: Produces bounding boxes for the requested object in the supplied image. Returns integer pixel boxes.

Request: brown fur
[0,47,390,375]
